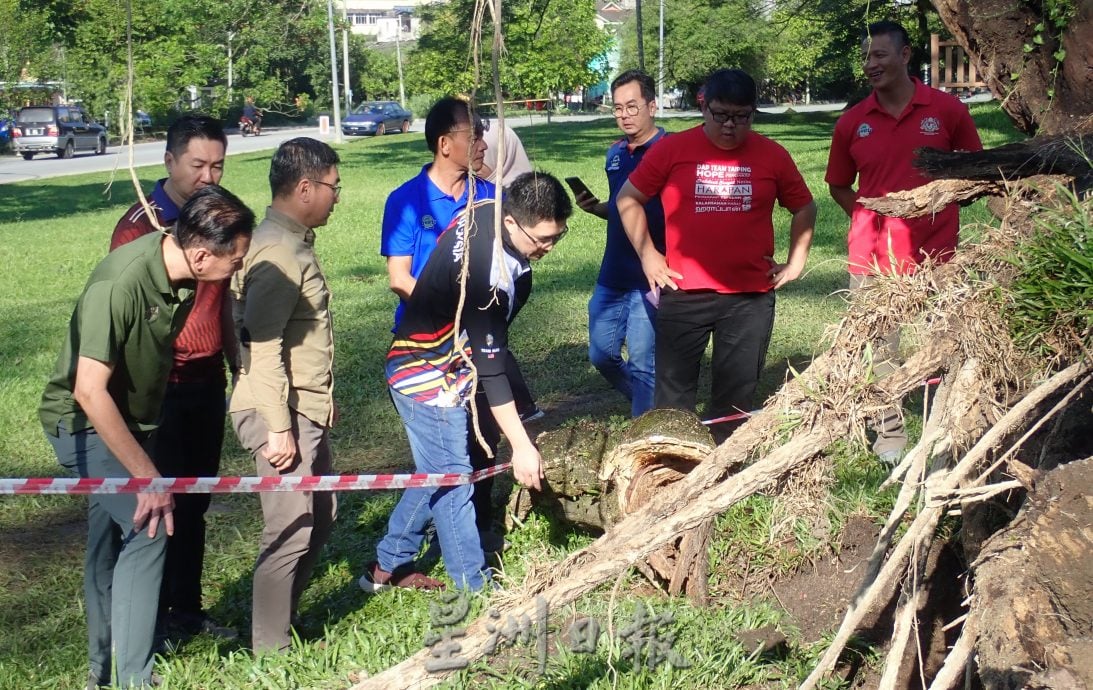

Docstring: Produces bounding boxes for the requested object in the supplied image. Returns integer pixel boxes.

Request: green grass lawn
[0,104,1023,689]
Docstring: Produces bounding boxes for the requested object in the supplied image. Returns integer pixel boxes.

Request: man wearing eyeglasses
[574,69,666,418]
[826,20,981,464]
[618,68,816,442]
[363,172,572,592]
[381,97,494,330]
[229,138,341,652]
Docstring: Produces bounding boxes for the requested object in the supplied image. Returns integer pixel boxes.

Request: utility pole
[326,0,343,142]
[395,14,407,108]
[635,0,645,71]
[227,31,234,102]
[657,0,664,106]
[341,0,352,112]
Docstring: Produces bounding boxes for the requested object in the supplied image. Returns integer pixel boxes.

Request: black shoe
[166,611,238,641]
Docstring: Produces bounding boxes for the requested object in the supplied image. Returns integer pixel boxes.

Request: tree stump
[966,456,1093,689]
[507,409,717,603]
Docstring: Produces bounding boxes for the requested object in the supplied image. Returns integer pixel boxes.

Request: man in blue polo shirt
[575,70,666,417]
[381,96,495,330]
[379,97,534,553]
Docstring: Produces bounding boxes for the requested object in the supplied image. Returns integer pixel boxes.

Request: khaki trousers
[849,273,907,456]
[232,408,337,652]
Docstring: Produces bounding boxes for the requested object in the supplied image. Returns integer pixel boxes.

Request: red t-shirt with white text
[628,125,813,293]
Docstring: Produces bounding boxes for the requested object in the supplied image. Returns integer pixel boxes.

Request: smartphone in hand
[565,176,594,200]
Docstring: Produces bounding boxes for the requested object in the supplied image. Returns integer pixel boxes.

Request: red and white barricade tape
[0,462,512,496]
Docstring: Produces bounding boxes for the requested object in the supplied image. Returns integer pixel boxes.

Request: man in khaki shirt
[229,137,340,653]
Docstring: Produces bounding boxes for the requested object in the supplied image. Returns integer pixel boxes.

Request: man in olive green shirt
[40,185,254,689]
[229,138,340,653]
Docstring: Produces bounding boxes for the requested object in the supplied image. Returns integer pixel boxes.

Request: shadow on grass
[0,173,158,224]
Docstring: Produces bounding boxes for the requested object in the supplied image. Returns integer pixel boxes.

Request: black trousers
[654,290,775,441]
[150,378,226,616]
[467,350,533,532]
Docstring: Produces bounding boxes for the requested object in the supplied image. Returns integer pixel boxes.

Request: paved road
[0,126,362,185]
[5,98,994,186]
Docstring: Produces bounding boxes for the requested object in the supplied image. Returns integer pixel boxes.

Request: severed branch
[860,179,1004,218]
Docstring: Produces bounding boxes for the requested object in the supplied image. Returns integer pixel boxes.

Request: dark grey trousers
[47,423,166,688]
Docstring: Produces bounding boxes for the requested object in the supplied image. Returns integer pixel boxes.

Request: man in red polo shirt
[826,20,982,462]
[112,113,237,641]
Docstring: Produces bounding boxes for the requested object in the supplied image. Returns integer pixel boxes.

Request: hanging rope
[450,0,507,457]
[118,0,167,234]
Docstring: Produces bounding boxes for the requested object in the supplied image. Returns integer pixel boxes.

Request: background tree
[347,37,400,103]
[24,0,333,126]
[0,1,59,111]
[931,0,1092,135]
[617,0,768,101]
[407,0,611,104]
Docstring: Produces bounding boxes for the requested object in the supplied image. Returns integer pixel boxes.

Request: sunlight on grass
[0,105,1023,688]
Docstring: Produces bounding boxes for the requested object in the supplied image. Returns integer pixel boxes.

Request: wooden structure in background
[930,34,986,92]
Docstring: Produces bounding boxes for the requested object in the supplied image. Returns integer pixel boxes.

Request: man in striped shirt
[361,172,571,592]
[111,114,237,641]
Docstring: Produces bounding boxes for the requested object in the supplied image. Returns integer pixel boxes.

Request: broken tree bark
[507,409,716,599]
[799,361,1091,690]
[931,0,1093,135]
[965,455,1093,690]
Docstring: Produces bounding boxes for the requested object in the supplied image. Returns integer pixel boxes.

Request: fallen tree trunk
[353,207,1069,687]
[354,426,834,689]
[799,362,1091,690]
[352,336,966,689]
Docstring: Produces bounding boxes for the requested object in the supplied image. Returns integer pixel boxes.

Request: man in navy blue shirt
[575,70,666,417]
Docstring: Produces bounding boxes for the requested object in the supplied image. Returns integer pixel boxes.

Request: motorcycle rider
[242,96,262,136]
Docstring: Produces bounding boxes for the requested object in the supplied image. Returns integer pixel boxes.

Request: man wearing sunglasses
[617,68,816,443]
[363,172,572,592]
[574,69,666,418]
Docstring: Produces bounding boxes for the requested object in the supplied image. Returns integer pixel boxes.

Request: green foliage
[352,38,400,103]
[1003,180,1093,361]
[11,0,335,128]
[407,0,611,100]
[765,8,852,101]
[617,0,768,92]
[616,0,940,102]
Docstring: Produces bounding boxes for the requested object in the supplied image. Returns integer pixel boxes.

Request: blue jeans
[588,284,656,417]
[377,389,488,591]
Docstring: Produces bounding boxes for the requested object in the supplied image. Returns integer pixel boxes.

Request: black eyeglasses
[308,179,342,196]
[513,218,568,248]
[612,102,648,118]
[707,108,754,125]
[448,118,489,138]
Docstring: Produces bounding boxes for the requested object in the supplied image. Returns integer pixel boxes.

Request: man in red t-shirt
[826,20,982,462]
[111,114,237,641]
[618,68,816,441]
